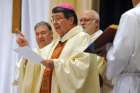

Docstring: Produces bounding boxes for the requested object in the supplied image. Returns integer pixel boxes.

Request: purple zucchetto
[56,2,75,11]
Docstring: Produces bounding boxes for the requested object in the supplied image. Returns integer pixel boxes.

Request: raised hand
[16,32,28,47]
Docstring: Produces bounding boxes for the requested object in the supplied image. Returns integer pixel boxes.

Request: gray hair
[34,21,52,31]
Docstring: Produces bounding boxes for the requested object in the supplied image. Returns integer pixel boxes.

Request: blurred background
[0,0,132,93]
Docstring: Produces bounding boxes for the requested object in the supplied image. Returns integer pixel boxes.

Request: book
[84,24,118,54]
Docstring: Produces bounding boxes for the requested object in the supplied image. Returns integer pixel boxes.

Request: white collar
[90,30,102,37]
[59,25,83,42]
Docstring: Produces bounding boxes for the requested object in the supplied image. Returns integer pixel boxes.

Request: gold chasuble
[40,41,66,93]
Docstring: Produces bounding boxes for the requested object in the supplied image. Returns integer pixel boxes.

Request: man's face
[35,25,53,48]
[51,12,73,37]
[80,12,98,34]
[80,13,95,29]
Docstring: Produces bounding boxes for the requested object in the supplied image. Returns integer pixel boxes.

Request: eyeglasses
[51,17,66,23]
[80,18,95,23]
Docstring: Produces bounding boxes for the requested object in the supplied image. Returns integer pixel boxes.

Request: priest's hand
[16,32,28,47]
[41,59,54,69]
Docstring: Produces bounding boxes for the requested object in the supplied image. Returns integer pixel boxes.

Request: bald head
[80,10,100,35]
[81,10,99,21]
